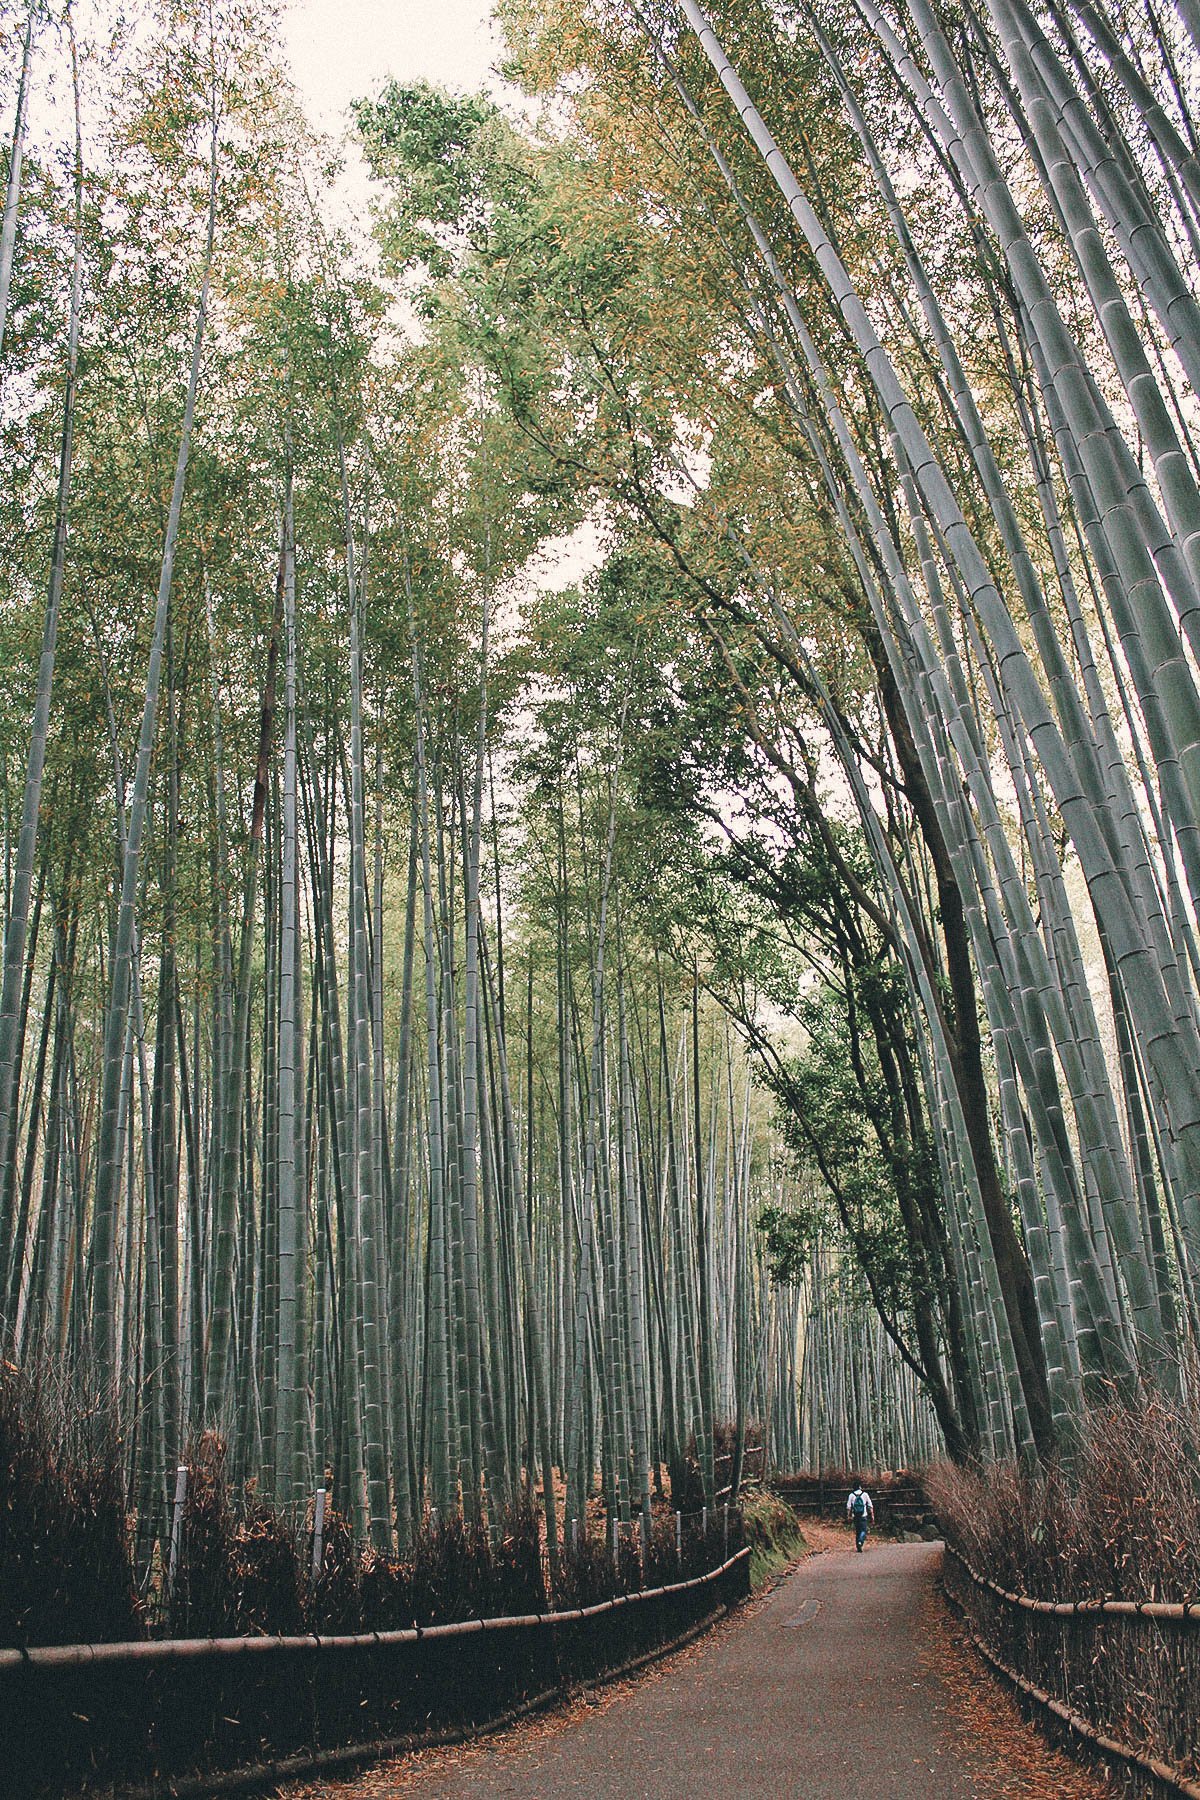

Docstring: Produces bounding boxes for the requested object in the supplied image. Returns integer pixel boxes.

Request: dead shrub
[927,1388,1200,1603]
[0,1362,139,1647]
[929,1392,1200,1787]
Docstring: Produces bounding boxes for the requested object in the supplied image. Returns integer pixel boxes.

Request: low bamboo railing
[0,1548,751,1672]
[2,1544,751,1796]
[943,1541,1200,1798]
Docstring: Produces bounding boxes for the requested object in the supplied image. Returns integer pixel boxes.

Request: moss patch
[743,1489,807,1588]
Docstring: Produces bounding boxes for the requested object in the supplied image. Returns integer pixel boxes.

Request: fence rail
[2,1545,751,1797]
[944,1544,1200,1626]
[943,1542,1200,1799]
[143,1481,740,1635]
[0,1551,750,1672]
[774,1473,934,1536]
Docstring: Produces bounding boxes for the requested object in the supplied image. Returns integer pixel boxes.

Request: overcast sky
[278,0,604,592]
[283,0,503,130]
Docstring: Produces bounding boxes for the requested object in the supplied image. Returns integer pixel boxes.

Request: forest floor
[281,1521,1114,1799]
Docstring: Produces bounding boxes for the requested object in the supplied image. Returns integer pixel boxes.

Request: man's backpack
[851,1492,867,1518]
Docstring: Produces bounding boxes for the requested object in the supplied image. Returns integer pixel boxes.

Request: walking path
[287,1529,1111,1799]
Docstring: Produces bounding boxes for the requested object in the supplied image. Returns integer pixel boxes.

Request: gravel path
[286,1533,1112,1799]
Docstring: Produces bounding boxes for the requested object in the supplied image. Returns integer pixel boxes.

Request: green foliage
[354,82,528,285]
[756,955,941,1332]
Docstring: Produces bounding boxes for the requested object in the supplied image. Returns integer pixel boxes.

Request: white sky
[282,0,504,130]
[279,0,607,595]
[11,2,505,173]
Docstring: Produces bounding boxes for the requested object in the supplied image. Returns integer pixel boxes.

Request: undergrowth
[165,1431,550,1638]
[0,1368,747,1645]
[926,1389,1200,1603]
[929,1392,1200,1788]
[0,1363,141,1646]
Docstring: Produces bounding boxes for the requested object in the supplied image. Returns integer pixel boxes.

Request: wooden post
[723,1502,729,1560]
[165,1464,188,1606]
[311,1488,326,1583]
[675,1510,682,1564]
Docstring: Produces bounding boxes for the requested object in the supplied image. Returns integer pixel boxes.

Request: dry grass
[0,1361,140,1647]
[2,1381,746,1649]
[926,1389,1200,1604]
[928,1391,1200,1790]
[168,1435,552,1636]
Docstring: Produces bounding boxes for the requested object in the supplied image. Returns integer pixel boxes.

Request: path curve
[287,1534,1111,1799]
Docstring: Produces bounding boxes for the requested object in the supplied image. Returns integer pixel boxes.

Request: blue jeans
[853,1517,868,1550]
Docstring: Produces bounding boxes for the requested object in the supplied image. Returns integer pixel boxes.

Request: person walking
[846,1478,874,1551]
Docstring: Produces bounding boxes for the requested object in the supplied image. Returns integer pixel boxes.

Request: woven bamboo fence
[943,1542,1200,1798]
[2,1546,751,1796]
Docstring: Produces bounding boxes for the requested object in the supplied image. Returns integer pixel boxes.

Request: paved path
[291,1536,1109,1799]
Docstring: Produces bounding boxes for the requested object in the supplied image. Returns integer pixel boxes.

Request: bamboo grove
[0,0,932,1560]
[486,0,1200,1460]
[1,0,1197,1562]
